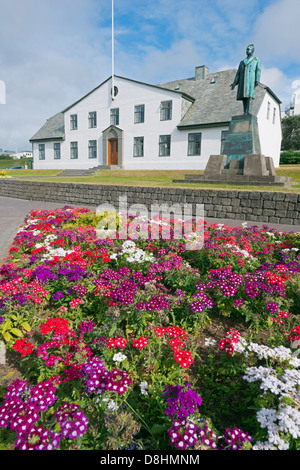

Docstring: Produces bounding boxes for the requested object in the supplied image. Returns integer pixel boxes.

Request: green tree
[0,154,13,160]
[281,115,300,150]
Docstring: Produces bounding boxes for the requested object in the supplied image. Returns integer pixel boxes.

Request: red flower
[174,350,194,369]
[40,317,69,336]
[133,336,149,349]
[107,337,128,349]
[13,338,34,357]
[70,298,83,308]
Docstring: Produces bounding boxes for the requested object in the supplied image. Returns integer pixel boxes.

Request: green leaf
[10,328,23,337]
[1,320,11,334]
[3,331,11,342]
[21,322,31,332]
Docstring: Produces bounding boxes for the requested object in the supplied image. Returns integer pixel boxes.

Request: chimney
[195,65,209,80]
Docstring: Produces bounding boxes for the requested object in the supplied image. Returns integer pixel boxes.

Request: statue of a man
[231,44,261,114]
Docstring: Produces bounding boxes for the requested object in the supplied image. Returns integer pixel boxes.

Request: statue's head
[246,44,255,55]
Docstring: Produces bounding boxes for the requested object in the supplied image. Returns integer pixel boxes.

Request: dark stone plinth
[173,113,292,187]
[223,114,261,169]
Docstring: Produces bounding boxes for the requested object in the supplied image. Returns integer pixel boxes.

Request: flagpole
[111,0,115,100]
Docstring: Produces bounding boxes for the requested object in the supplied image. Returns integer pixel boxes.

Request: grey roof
[30,112,65,142]
[158,68,280,128]
[30,68,281,142]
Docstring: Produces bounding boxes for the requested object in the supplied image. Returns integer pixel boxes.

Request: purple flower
[55,403,89,440]
[52,291,64,300]
[163,383,202,421]
[33,265,58,283]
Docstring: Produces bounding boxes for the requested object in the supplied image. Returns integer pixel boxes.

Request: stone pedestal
[173,113,293,187]
[223,114,261,169]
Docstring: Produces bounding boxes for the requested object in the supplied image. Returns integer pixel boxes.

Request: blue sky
[0,0,299,151]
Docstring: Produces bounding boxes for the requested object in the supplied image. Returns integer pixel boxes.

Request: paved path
[0,196,299,264]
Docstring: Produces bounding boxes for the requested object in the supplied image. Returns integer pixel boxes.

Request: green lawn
[2,165,300,192]
[0,158,32,170]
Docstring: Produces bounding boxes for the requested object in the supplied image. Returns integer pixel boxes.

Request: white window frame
[188,133,201,156]
[134,104,145,124]
[54,142,61,159]
[160,100,172,121]
[110,108,119,126]
[88,111,97,128]
[70,114,78,130]
[70,141,78,159]
[133,137,144,157]
[88,140,97,159]
[39,144,45,160]
[159,135,171,156]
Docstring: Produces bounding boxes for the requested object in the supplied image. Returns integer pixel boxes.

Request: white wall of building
[257,92,282,167]
[33,76,281,171]
[33,77,229,171]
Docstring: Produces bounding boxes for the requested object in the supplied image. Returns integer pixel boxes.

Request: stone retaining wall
[0,179,300,226]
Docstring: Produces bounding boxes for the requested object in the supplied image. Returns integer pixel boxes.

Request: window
[188,133,201,155]
[88,140,97,159]
[267,102,270,120]
[134,104,145,124]
[88,112,97,128]
[39,144,45,160]
[273,108,276,124]
[70,142,78,159]
[160,100,172,121]
[159,135,171,156]
[133,137,144,157]
[70,114,78,130]
[54,143,61,159]
[220,130,228,154]
[110,108,119,126]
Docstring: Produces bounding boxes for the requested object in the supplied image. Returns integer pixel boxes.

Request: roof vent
[195,65,209,80]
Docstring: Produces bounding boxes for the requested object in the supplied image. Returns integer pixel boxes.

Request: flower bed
[0,206,299,451]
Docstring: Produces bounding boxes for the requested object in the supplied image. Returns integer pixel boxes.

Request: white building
[30,66,282,170]
[285,88,300,117]
[15,151,33,159]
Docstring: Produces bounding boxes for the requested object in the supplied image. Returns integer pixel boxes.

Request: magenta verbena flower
[15,424,61,450]
[223,426,253,450]
[82,356,132,395]
[55,403,89,439]
[168,419,199,450]
[0,398,39,431]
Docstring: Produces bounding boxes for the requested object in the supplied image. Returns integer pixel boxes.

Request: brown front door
[108,139,118,165]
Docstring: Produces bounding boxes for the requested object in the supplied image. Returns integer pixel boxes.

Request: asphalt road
[0,196,299,264]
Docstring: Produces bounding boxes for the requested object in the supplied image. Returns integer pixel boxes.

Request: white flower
[102,398,119,411]
[140,381,149,395]
[113,352,127,362]
[205,337,217,347]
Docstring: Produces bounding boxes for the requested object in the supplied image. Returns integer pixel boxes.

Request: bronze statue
[231,44,261,114]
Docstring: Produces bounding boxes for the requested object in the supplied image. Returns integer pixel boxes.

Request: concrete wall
[0,179,299,226]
